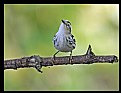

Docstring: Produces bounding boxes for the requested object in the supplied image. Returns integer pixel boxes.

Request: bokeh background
[4,4,119,91]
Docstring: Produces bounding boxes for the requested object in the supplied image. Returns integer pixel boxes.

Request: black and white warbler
[52,20,76,64]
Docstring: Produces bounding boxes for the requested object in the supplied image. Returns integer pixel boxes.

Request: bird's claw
[69,56,73,65]
[51,56,56,65]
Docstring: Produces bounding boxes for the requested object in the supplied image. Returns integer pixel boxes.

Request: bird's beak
[62,20,65,24]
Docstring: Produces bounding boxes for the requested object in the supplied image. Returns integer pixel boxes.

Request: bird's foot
[51,56,56,65]
[69,56,73,65]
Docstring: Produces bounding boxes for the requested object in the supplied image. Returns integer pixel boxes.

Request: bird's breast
[54,34,74,52]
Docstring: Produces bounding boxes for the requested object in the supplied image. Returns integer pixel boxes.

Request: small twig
[4,45,118,73]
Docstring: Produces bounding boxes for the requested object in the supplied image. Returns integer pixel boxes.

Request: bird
[52,19,76,64]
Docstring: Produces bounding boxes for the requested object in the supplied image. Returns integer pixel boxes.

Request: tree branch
[4,45,118,73]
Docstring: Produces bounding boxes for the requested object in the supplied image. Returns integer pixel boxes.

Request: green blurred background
[4,4,119,91]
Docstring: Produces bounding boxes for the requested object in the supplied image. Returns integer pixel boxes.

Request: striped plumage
[52,20,76,63]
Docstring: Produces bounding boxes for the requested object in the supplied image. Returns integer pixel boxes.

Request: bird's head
[61,19,72,34]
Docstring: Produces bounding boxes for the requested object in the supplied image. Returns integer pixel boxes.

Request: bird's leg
[53,51,59,60]
[69,51,73,64]
[51,51,59,65]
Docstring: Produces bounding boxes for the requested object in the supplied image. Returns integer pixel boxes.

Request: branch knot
[30,55,43,73]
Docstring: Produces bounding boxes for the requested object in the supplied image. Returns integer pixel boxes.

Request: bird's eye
[66,23,71,26]
[67,21,71,25]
